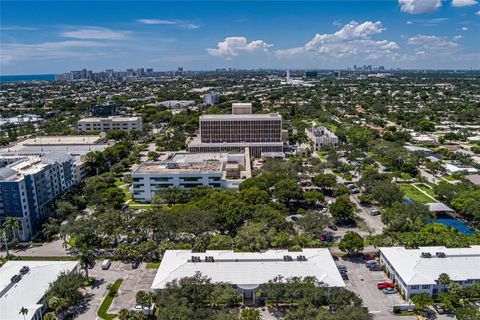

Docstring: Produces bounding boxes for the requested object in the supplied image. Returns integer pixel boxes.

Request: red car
[320,234,327,241]
[377,282,395,290]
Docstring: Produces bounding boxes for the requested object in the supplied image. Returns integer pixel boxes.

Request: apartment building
[187,103,284,158]
[131,152,247,202]
[305,127,338,151]
[77,116,142,133]
[204,92,220,105]
[0,153,76,240]
[379,246,480,299]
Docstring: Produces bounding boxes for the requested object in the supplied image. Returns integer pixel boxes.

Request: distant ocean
[0,74,55,83]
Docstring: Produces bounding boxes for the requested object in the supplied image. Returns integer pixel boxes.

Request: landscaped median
[97,278,124,320]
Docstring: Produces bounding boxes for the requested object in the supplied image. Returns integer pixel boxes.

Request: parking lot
[336,256,417,320]
[75,260,157,320]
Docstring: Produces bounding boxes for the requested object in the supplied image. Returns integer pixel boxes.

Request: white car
[101,259,111,270]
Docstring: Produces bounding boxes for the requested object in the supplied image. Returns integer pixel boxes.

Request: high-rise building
[187,103,284,157]
[204,92,220,105]
[90,101,117,116]
[0,153,76,240]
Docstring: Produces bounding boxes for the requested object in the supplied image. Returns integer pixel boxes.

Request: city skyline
[1,0,480,74]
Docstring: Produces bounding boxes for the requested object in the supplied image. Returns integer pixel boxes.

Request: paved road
[1,239,71,258]
[350,195,386,235]
[419,168,441,184]
[75,261,157,320]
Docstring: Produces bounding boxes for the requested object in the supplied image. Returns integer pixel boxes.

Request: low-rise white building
[151,249,345,303]
[380,246,480,299]
[0,260,79,320]
[131,152,247,202]
[305,127,338,151]
[78,116,142,132]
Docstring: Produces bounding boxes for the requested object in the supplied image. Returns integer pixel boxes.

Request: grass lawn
[399,184,434,203]
[146,262,160,269]
[97,279,123,320]
[415,183,436,198]
[128,204,153,210]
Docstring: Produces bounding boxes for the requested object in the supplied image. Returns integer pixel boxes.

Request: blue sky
[1,1,479,74]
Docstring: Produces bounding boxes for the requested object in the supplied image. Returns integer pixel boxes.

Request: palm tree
[78,247,95,278]
[3,217,21,241]
[19,307,28,320]
[1,228,9,257]
[438,273,451,293]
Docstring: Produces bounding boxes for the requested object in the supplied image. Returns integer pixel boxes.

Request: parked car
[337,265,347,272]
[19,266,30,274]
[383,287,396,294]
[131,261,140,269]
[321,208,328,213]
[320,234,327,241]
[326,234,334,242]
[341,272,349,280]
[291,216,299,222]
[433,304,445,314]
[365,260,377,267]
[351,188,360,194]
[369,264,381,271]
[369,209,381,216]
[101,259,111,270]
[328,224,338,231]
[377,282,395,289]
[363,254,375,261]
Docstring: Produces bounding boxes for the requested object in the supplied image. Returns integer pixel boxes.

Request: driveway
[337,256,417,320]
[75,261,157,320]
[350,195,386,235]
[1,239,71,257]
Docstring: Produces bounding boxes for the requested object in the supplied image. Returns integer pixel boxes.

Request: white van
[101,259,111,270]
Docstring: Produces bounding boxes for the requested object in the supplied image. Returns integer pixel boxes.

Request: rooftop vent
[296,255,307,261]
[283,255,293,261]
[436,252,446,258]
[421,252,432,258]
[191,256,201,262]
[205,256,215,262]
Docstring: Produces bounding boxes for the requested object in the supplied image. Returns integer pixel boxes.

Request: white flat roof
[151,249,345,290]
[380,246,480,286]
[0,260,79,320]
[201,113,281,121]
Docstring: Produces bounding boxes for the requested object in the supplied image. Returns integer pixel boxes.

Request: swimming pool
[432,213,476,235]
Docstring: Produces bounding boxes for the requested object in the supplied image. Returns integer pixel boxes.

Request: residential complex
[151,249,345,303]
[379,246,480,298]
[0,135,110,182]
[131,152,249,202]
[305,126,338,151]
[0,153,76,240]
[77,116,143,133]
[187,103,284,158]
[0,260,79,320]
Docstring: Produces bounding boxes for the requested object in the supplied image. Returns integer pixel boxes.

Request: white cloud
[137,19,200,30]
[408,35,459,56]
[406,20,414,24]
[399,0,442,14]
[0,25,37,31]
[461,26,469,30]
[476,10,480,15]
[61,27,128,40]
[0,40,109,64]
[207,37,272,58]
[275,21,398,60]
[451,0,478,7]
[137,19,176,25]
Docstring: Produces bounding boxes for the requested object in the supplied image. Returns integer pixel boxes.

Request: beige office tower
[232,103,252,115]
[187,103,284,157]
